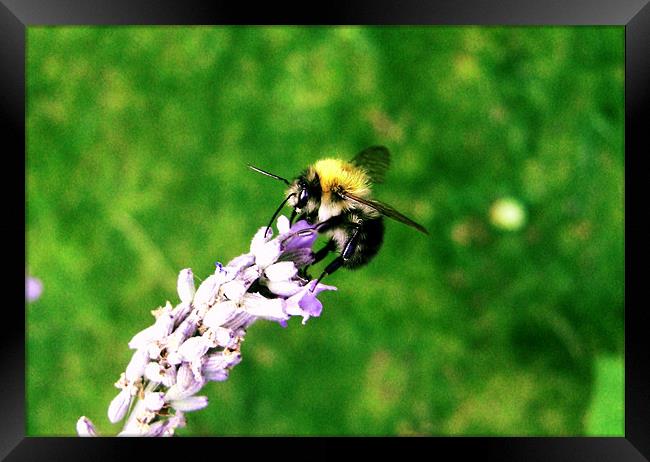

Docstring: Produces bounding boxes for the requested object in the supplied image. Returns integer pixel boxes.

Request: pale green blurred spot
[41,56,64,81]
[264,26,293,48]
[38,98,67,123]
[365,107,404,142]
[454,53,481,81]
[522,158,548,201]
[350,350,408,426]
[462,27,489,54]
[334,26,364,42]
[283,49,338,110]
[490,197,527,232]
[585,355,624,436]
[101,69,133,113]
[506,125,527,153]
[446,373,537,435]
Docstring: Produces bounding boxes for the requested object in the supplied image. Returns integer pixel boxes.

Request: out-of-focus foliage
[585,356,624,436]
[26,26,623,436]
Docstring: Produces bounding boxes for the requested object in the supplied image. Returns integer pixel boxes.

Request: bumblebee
[249,146,428,285]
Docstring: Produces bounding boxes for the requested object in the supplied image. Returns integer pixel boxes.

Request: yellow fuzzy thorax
[312,158,371,196]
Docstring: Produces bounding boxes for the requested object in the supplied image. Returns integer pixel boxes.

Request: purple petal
[298,292,323,318]
[309,281,338,297]
[166,316,200,352]
[282,220,318,251]
[285,281,336,324]
[276,215,291,234]
[277,248,315,268]
[142,420,166,437]
[193,274,221,307]
[205,369,229,382]
[178,336,210,363]
[176,362,194,390]
[171,302,193,327]
[221,280,247,302]
[165,363,205,401]
[127,306,174,350]
[161,364,177,387]
[264,261,298,282]
[176,269,195,305]
[144,362,166,383]
[225,254,255,273]
[135,413,186,437]
[254,240,282,268]
[144,392,166,411]
[203,301,239,330]
[203,350,242,373]
[108,389,132,423]
[250,226,272,254]
[265,280,303,297]
[241,293,289,324]
[211,327,236,349]
[169,395,209,412]
[26,276,43,302]
[240,265,262,286]
[125,348,150,381]
[76,416,98,437]
[289,220,312,233]
[162,412,187,435]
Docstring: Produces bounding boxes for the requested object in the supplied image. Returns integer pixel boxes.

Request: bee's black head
[292,172,322,214]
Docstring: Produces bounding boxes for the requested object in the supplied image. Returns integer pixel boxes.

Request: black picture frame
[5,0,647,459]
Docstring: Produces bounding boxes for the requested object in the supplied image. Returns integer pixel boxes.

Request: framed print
[5,0,647,459]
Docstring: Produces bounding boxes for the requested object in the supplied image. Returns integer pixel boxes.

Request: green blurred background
[26,26,624,436]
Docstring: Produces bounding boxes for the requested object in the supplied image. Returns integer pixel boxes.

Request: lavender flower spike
[78,216,336,436]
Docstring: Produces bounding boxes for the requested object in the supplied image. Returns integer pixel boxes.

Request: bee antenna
[248,164,291,186]
[264,193,296,238]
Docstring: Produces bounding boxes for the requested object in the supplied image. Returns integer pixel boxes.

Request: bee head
[288,170,322,215]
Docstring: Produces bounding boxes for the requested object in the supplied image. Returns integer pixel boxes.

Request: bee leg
[313,257,344,290]
[341,226,362,260]
[293,216,341,240]
[312,239,336,265]
[312,227,361,290]
[313,215,343,233]
[298,239,335,279]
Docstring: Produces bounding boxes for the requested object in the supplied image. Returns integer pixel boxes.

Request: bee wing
[341,191,429,235]
[350,146,391,184]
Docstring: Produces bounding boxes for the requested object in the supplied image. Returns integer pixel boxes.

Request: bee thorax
[318,201,343,222]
